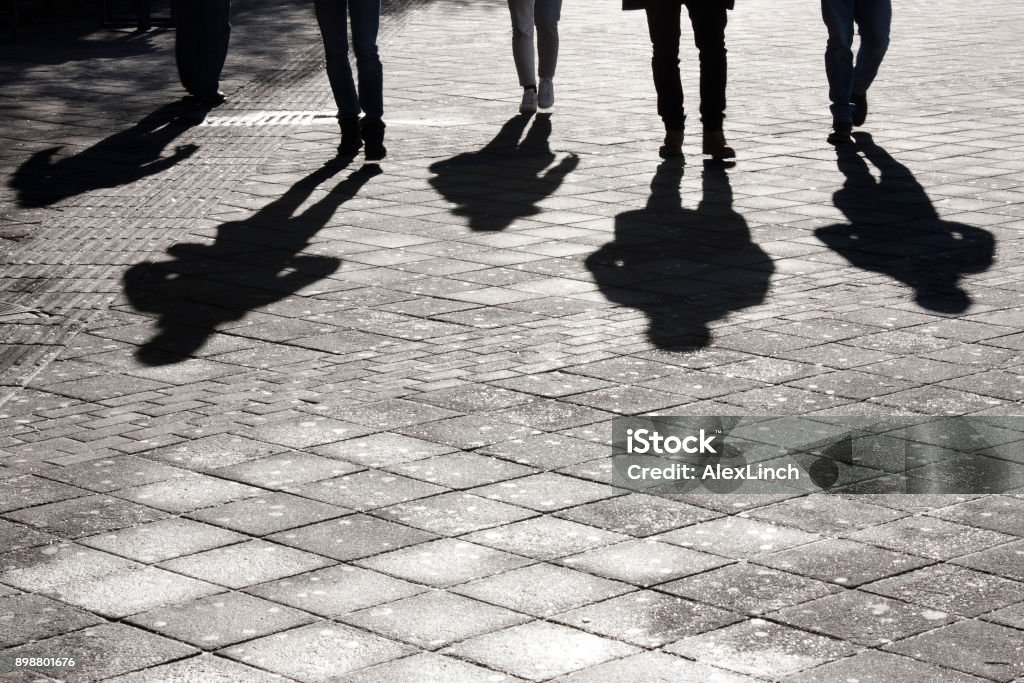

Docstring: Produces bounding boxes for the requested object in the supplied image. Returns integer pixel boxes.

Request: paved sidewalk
[1,0,1024,681]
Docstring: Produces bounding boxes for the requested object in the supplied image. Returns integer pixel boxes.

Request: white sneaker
[538,78,554,109]
[520,88,538,114]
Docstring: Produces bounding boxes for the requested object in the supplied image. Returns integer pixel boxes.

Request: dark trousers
[645,0,727,131]
[314,0,384,120]
[174,0,231,99]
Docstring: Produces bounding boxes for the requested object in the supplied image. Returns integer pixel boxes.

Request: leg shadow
[816,132,995,313]
[9,101,202,208]
[586,161,774,350]
[428,114,579,231]
[123,162,381,365]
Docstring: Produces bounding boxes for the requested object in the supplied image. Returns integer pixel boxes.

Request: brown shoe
[703,130,735,159]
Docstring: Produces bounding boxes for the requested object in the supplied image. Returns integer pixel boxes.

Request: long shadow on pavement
[8,101,200,208]
[586,161,774,350]
[429,113,579,231]
[123,162,380,365]
[816,132,995,313]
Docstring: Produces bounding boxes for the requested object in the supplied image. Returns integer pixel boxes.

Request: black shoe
[827,124,853,146]
[851,92,868,127]
[194,91,227,108]
[659,128,684,159]
[338,117,362,157]
[702,130,736,159]
[361,118,387,161]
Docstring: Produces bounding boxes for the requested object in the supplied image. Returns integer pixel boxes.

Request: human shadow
[428,114,579,231]
[816,132,995,313]
[586,161,774,350]
[9,101,200,208]
[123,162,380,365]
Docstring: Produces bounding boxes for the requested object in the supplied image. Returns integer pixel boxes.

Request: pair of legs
[314,0,386,158]
[507,0,562,111]
[644,0,731,158]
[174,0,231,104]
[822,0,890,132]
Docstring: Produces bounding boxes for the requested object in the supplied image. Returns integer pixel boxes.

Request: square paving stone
[0,543,140,592]
[485,400,613,432]
[462,516,629,561]
[660,563,840,615]
[333,651,524,683]
[104,654,291,683]
[845,516,1016,560]
[52,374,169,402]
[929,495,1024,535]
[118,474,262,513]
[410,384,535,412]
[0,475,87,513]
[884,620,1024,681]
[664,620,856,678]
[453,562,632,617]
[491,371,615,398]
[758,538,930,587]
[249,417,374,449]
[127,592,316,650]
[245,564,425,617]
[771,590,955,646]
[187,492,349,536]
[553,650,756,683]
[983,602,1024,630]
[863,564,1024,617]
[341,590,530,650]
[479,433,608,470]
[952,539,1024,581]
[1,623,198,682]
[142,434,287,471]
[38,456,187,493]
[51,566,223,619]
[267,514,436,561]
[0,519,60,552]
[158,540,333,589]
[338,399,463,431]
[554,494,720,537]
[385,452,538,489]
[355,538,532,588]
[79,518,246,563]
[4,495,167,539]
[220,622,414,681]
[470,472,615,512]
[0,594,103,648]
[443,621,639,682]
[288,470,446,511]
[658,515,820,558]
[553,590,740,647]
[312,432,455,468]
[746,494,906,534]
[559,539,731,587]
[786,650,988,683]
[374,492,536,535]
[213,452,361,489]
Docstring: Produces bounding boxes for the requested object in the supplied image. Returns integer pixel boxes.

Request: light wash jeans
[507,0,562,87]
[822,0,890,125]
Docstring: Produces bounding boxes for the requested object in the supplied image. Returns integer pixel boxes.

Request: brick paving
[1,0,1023,681]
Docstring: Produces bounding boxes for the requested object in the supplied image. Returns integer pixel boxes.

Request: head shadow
[586,161,774,350]
[9,101,202,209]
[428,114,579,232]
[123,162,381,365]
[815,132,995,314]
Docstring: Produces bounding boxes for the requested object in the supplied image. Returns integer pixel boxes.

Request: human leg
[508,0,537,88]
[193,0,230,101]
[852,0,890,97]
[645,1,685,133]
[315,0,360,120]
[821,0,856,127]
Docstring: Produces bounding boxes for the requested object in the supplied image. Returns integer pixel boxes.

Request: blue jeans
[822,0,890,125]
[314,0,383,120]
[507,0,562,86]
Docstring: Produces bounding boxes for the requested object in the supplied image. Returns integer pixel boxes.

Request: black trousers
[175,0,231,99]
[645,0,727,131]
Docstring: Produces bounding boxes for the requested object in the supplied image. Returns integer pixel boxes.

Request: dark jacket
[623,0,734,10]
